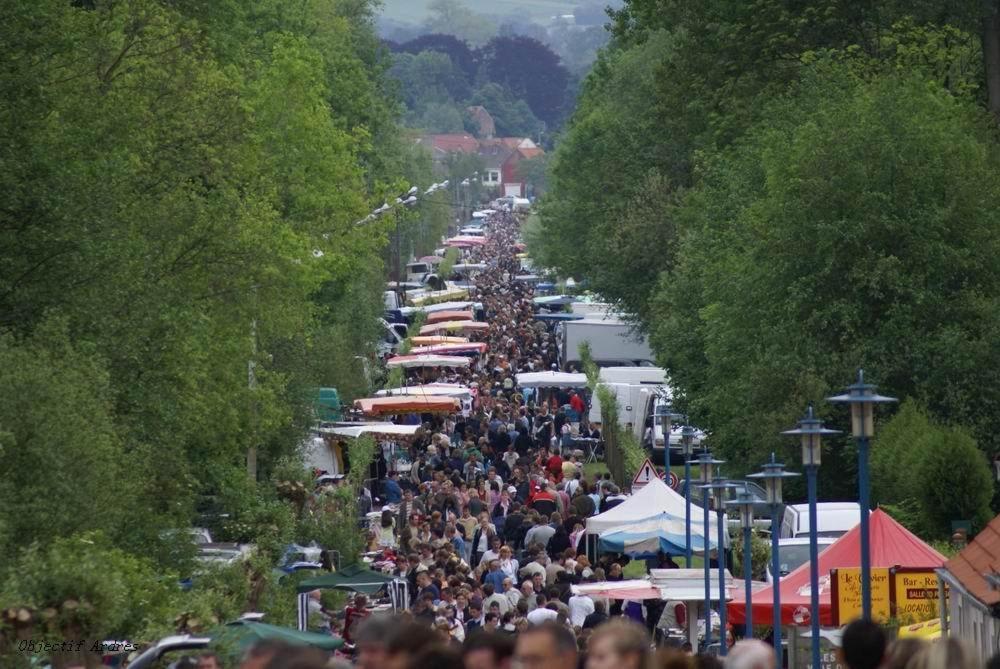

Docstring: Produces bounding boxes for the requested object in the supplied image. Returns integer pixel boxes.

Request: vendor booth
[295,564,407,630]
[727,509,946,628]
[585,478,728,560]
[385,354,472,369]
[515,371,589,388]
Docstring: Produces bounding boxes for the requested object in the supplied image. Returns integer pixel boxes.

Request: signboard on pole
[830,567,892,625]
[666,470,680,490]
[631,458,659,491]
[890,568,941,625]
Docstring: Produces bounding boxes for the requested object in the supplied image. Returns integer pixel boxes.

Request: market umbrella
[410,336,470,346]
[385,354,471,369]
[425,310,475,324]
[418,320,489,335]
[211,620,344,652]
[354,395,459,415]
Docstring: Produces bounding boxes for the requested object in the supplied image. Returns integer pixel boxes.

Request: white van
[405,261,432,283]
[780,502,861,539]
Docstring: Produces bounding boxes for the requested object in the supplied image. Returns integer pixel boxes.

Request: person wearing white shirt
[498,546,519,583]
[503,579,522,609]
[526,602,559,626]
[568,592,595,627]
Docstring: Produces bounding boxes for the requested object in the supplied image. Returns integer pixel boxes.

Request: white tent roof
[515,371,589,388]
[376,384,472,398]
[316,423,421,438]
[586,477,728,548]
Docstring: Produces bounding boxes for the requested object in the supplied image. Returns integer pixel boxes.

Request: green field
[379,0,578,24]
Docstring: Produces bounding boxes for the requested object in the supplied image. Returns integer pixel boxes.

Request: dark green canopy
[211,619,344,651]
[296,563,396,595]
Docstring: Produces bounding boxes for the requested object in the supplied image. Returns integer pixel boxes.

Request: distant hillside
[379,0,579,25]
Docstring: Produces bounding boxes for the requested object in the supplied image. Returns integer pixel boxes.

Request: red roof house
[938,514,1000,658]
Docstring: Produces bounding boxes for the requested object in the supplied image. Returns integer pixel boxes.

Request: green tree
[0,533,180,656]
[0,323,127,559]
[918,428,994,535]
[469,83,542,137]
[651,66,1000,479]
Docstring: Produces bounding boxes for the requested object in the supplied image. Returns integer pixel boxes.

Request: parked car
[780,502,861,539]
[720,480,776,530]
[765,537,836,583]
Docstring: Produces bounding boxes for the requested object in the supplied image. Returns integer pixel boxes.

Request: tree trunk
[982,0,1000,118]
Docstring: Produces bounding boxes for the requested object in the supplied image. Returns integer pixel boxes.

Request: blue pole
[744,524,753,637]
[717,500,729,656]
[685,455,693,568]
[807,465,821,669]
[859,435,872,621]
[771,505,782,669]
[704,487,712,650]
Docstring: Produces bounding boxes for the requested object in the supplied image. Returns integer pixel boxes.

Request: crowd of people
[242,211,998,668]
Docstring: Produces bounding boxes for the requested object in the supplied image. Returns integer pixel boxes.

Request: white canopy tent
[386,354,471,369]
[375,384,472,399]
[586,477,729,555]
[515,371,589,389]
[316,423,422,438]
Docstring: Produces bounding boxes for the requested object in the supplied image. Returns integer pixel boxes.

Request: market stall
[354,395,460,416]
[385,354,472,369]
[424,310,475,324]
[408,343,487,356]
[295,564,407,631]
[418,320,490,335]
[515,371,589,388]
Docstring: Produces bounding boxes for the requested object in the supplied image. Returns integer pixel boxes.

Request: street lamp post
[680,425,699,567]
[704,473,739,656]
[694,449,725,652]
[748,455,799,669]
[783,405,840,669]
[727,489,756,638]
[658,406,699,568]
[828,370,896,620]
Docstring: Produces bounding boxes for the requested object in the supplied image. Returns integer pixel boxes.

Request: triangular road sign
[631,457,659,490]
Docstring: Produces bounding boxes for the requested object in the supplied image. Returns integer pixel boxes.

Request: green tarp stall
[212,619,344,653]
[295,564,408,630]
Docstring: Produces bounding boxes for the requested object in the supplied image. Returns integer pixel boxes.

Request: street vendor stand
[295,564,407,631]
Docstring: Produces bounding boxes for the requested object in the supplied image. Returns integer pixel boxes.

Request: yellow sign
[892,570,940,625]
[831,567,891,625]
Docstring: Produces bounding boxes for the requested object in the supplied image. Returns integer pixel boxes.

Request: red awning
[728,510,946,626]
[425,310,475,324]
[354,395,459,415]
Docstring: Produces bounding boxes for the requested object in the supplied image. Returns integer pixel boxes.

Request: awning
[386,354,471,369]
[410,336,470,345]
[419,321,490,335]
[425,310,475,324]
[570,580,662,601]
[598,513,713,557]
[409,343,487,356]
[354,396,459,415]
[515,371,589,388]
[316,423,423,438]
[375,384,473,399]
[407,288,469,306]
[444,236,487,247]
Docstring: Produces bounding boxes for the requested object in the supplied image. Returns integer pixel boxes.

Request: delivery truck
[560,319,655,369]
